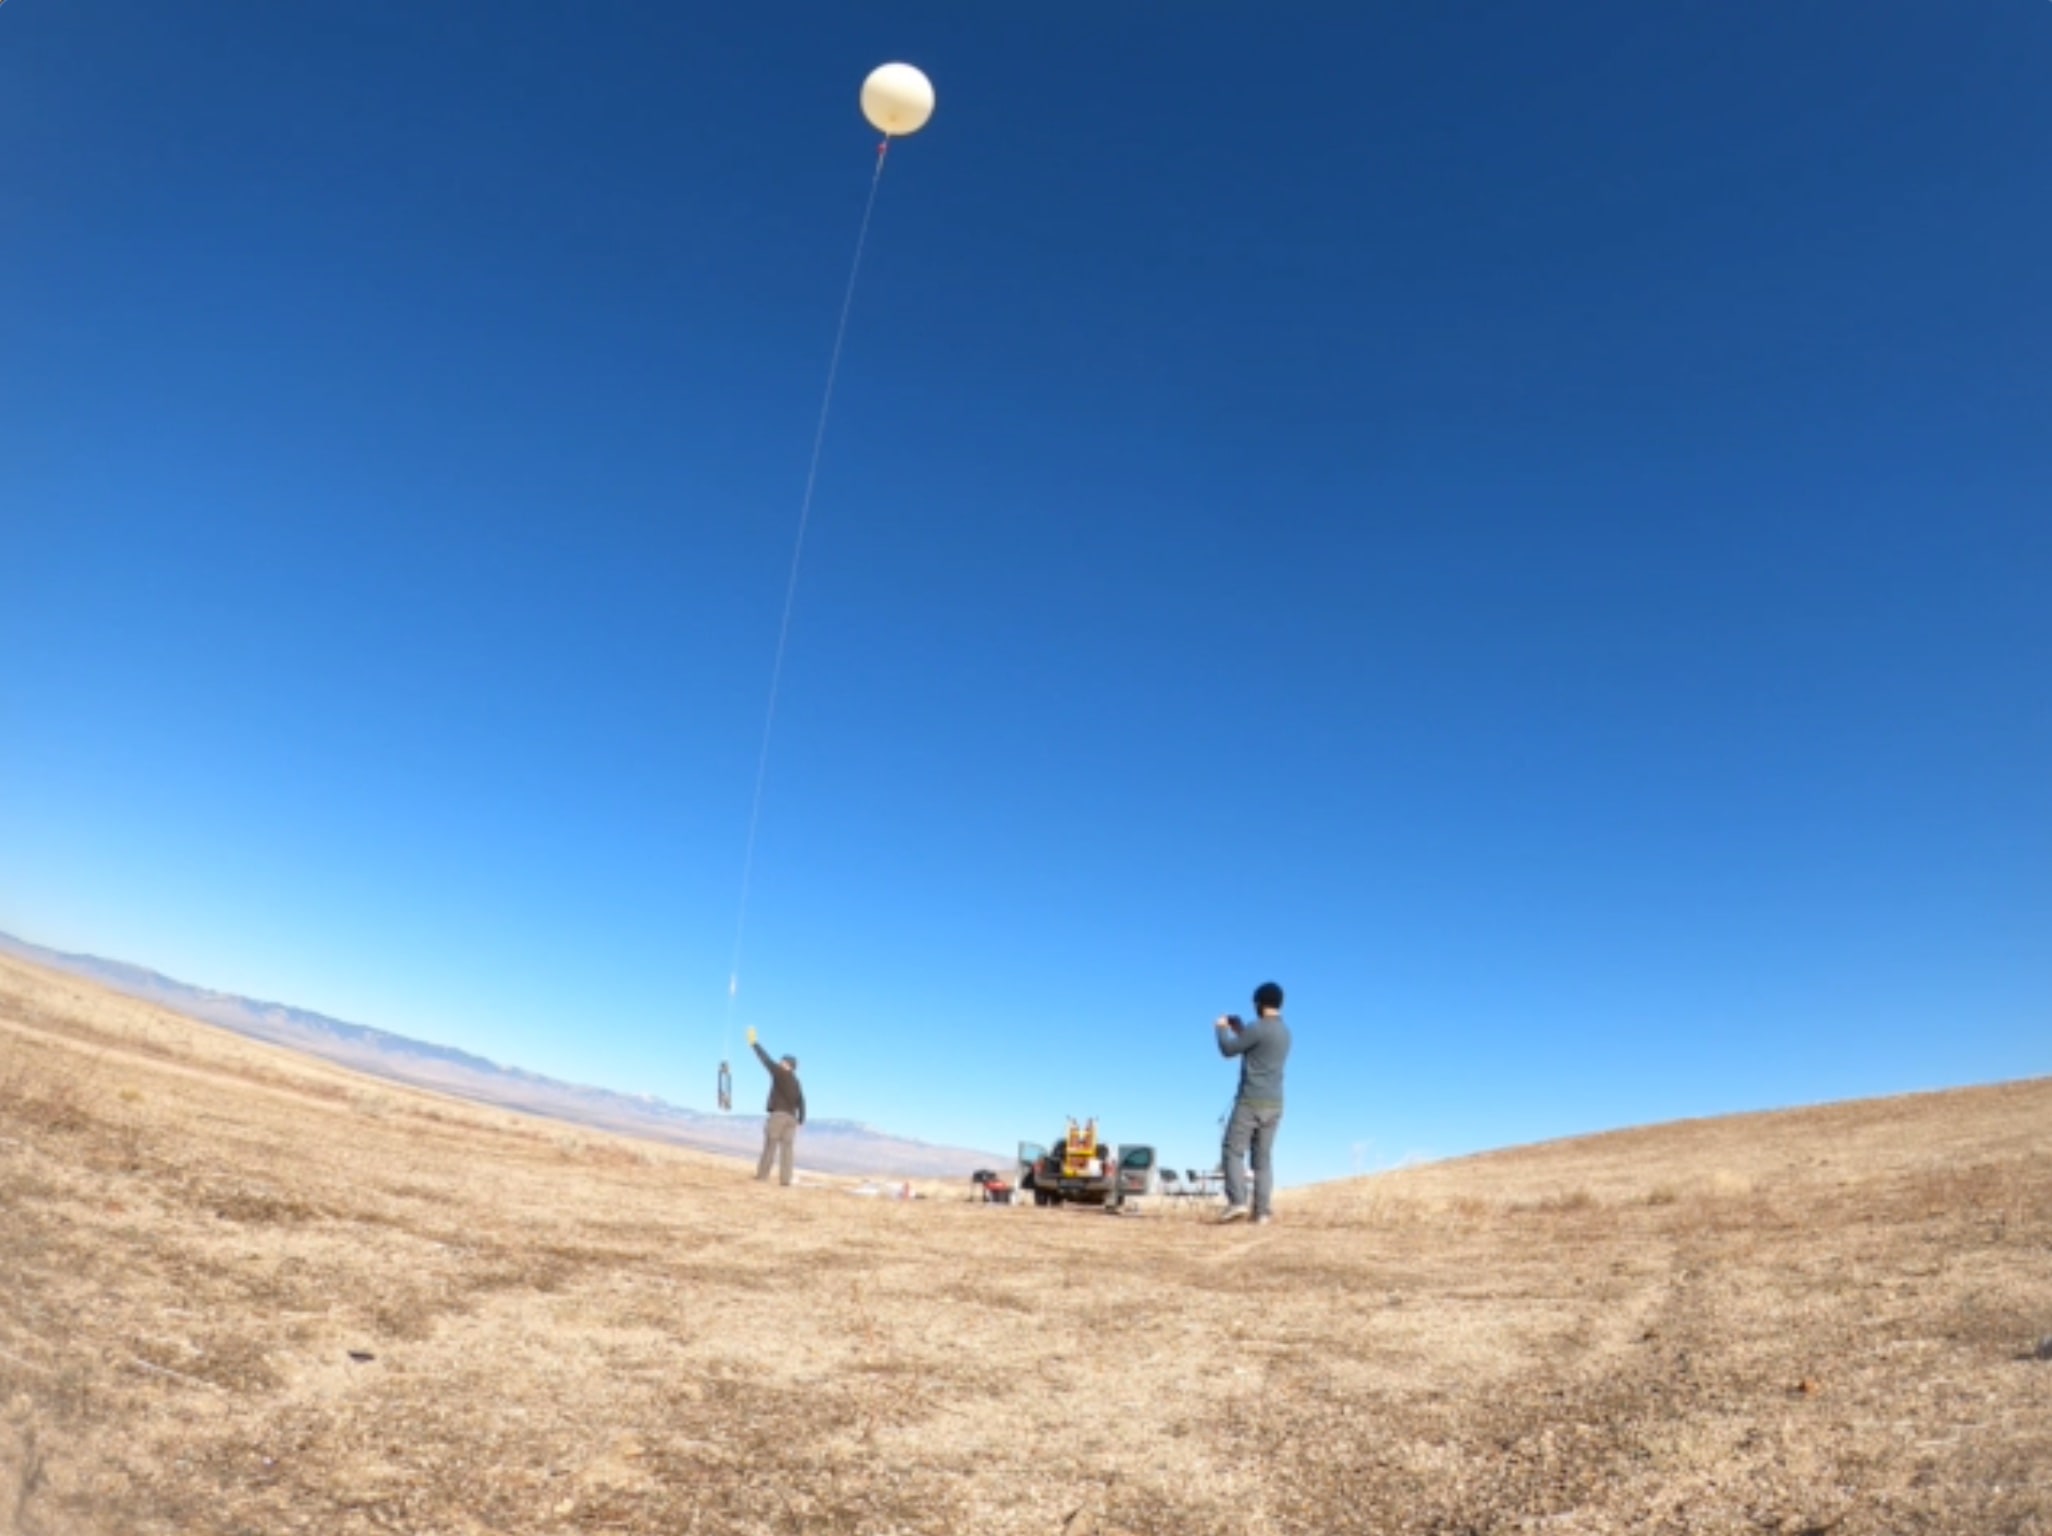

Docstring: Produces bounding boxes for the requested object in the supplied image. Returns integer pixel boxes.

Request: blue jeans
[1222,1100,1283,1216]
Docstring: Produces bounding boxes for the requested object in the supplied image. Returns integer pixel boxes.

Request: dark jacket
[752,1042,806,1123]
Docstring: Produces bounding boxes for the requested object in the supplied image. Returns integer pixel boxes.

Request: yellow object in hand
[745,1027,757,1046]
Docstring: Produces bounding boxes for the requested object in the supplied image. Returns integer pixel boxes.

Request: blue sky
[3,3,2046,1183]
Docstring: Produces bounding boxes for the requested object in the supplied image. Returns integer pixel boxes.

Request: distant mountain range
[0,931,1003,1179]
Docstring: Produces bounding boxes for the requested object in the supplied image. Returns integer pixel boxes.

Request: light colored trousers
[756,1111,799,1186]
[1222,1100,1283,1216]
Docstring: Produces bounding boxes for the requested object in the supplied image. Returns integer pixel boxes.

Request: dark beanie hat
[1253,981,1284,1012]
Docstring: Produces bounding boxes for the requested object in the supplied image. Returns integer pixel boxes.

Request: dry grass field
[3,951,2048,1536]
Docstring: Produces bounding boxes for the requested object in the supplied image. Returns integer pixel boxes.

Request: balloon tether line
[720,139,893,1084]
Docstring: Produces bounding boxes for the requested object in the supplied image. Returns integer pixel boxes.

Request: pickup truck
[1016,1119,1159,1208]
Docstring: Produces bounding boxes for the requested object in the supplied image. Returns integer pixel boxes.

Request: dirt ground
[3,952,2048,1536]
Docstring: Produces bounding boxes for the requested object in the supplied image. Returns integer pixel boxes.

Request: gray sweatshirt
[1218,1013,1291,1108]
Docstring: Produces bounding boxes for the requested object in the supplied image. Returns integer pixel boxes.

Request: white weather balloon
[713,58,936,1118]
[860,63,935,137]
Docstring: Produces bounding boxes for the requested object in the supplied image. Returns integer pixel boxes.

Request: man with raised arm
[745,1026,806,1187]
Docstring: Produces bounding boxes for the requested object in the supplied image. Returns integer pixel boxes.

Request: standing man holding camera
[1214,981,1291,1225]
[745,1026,806,1187]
